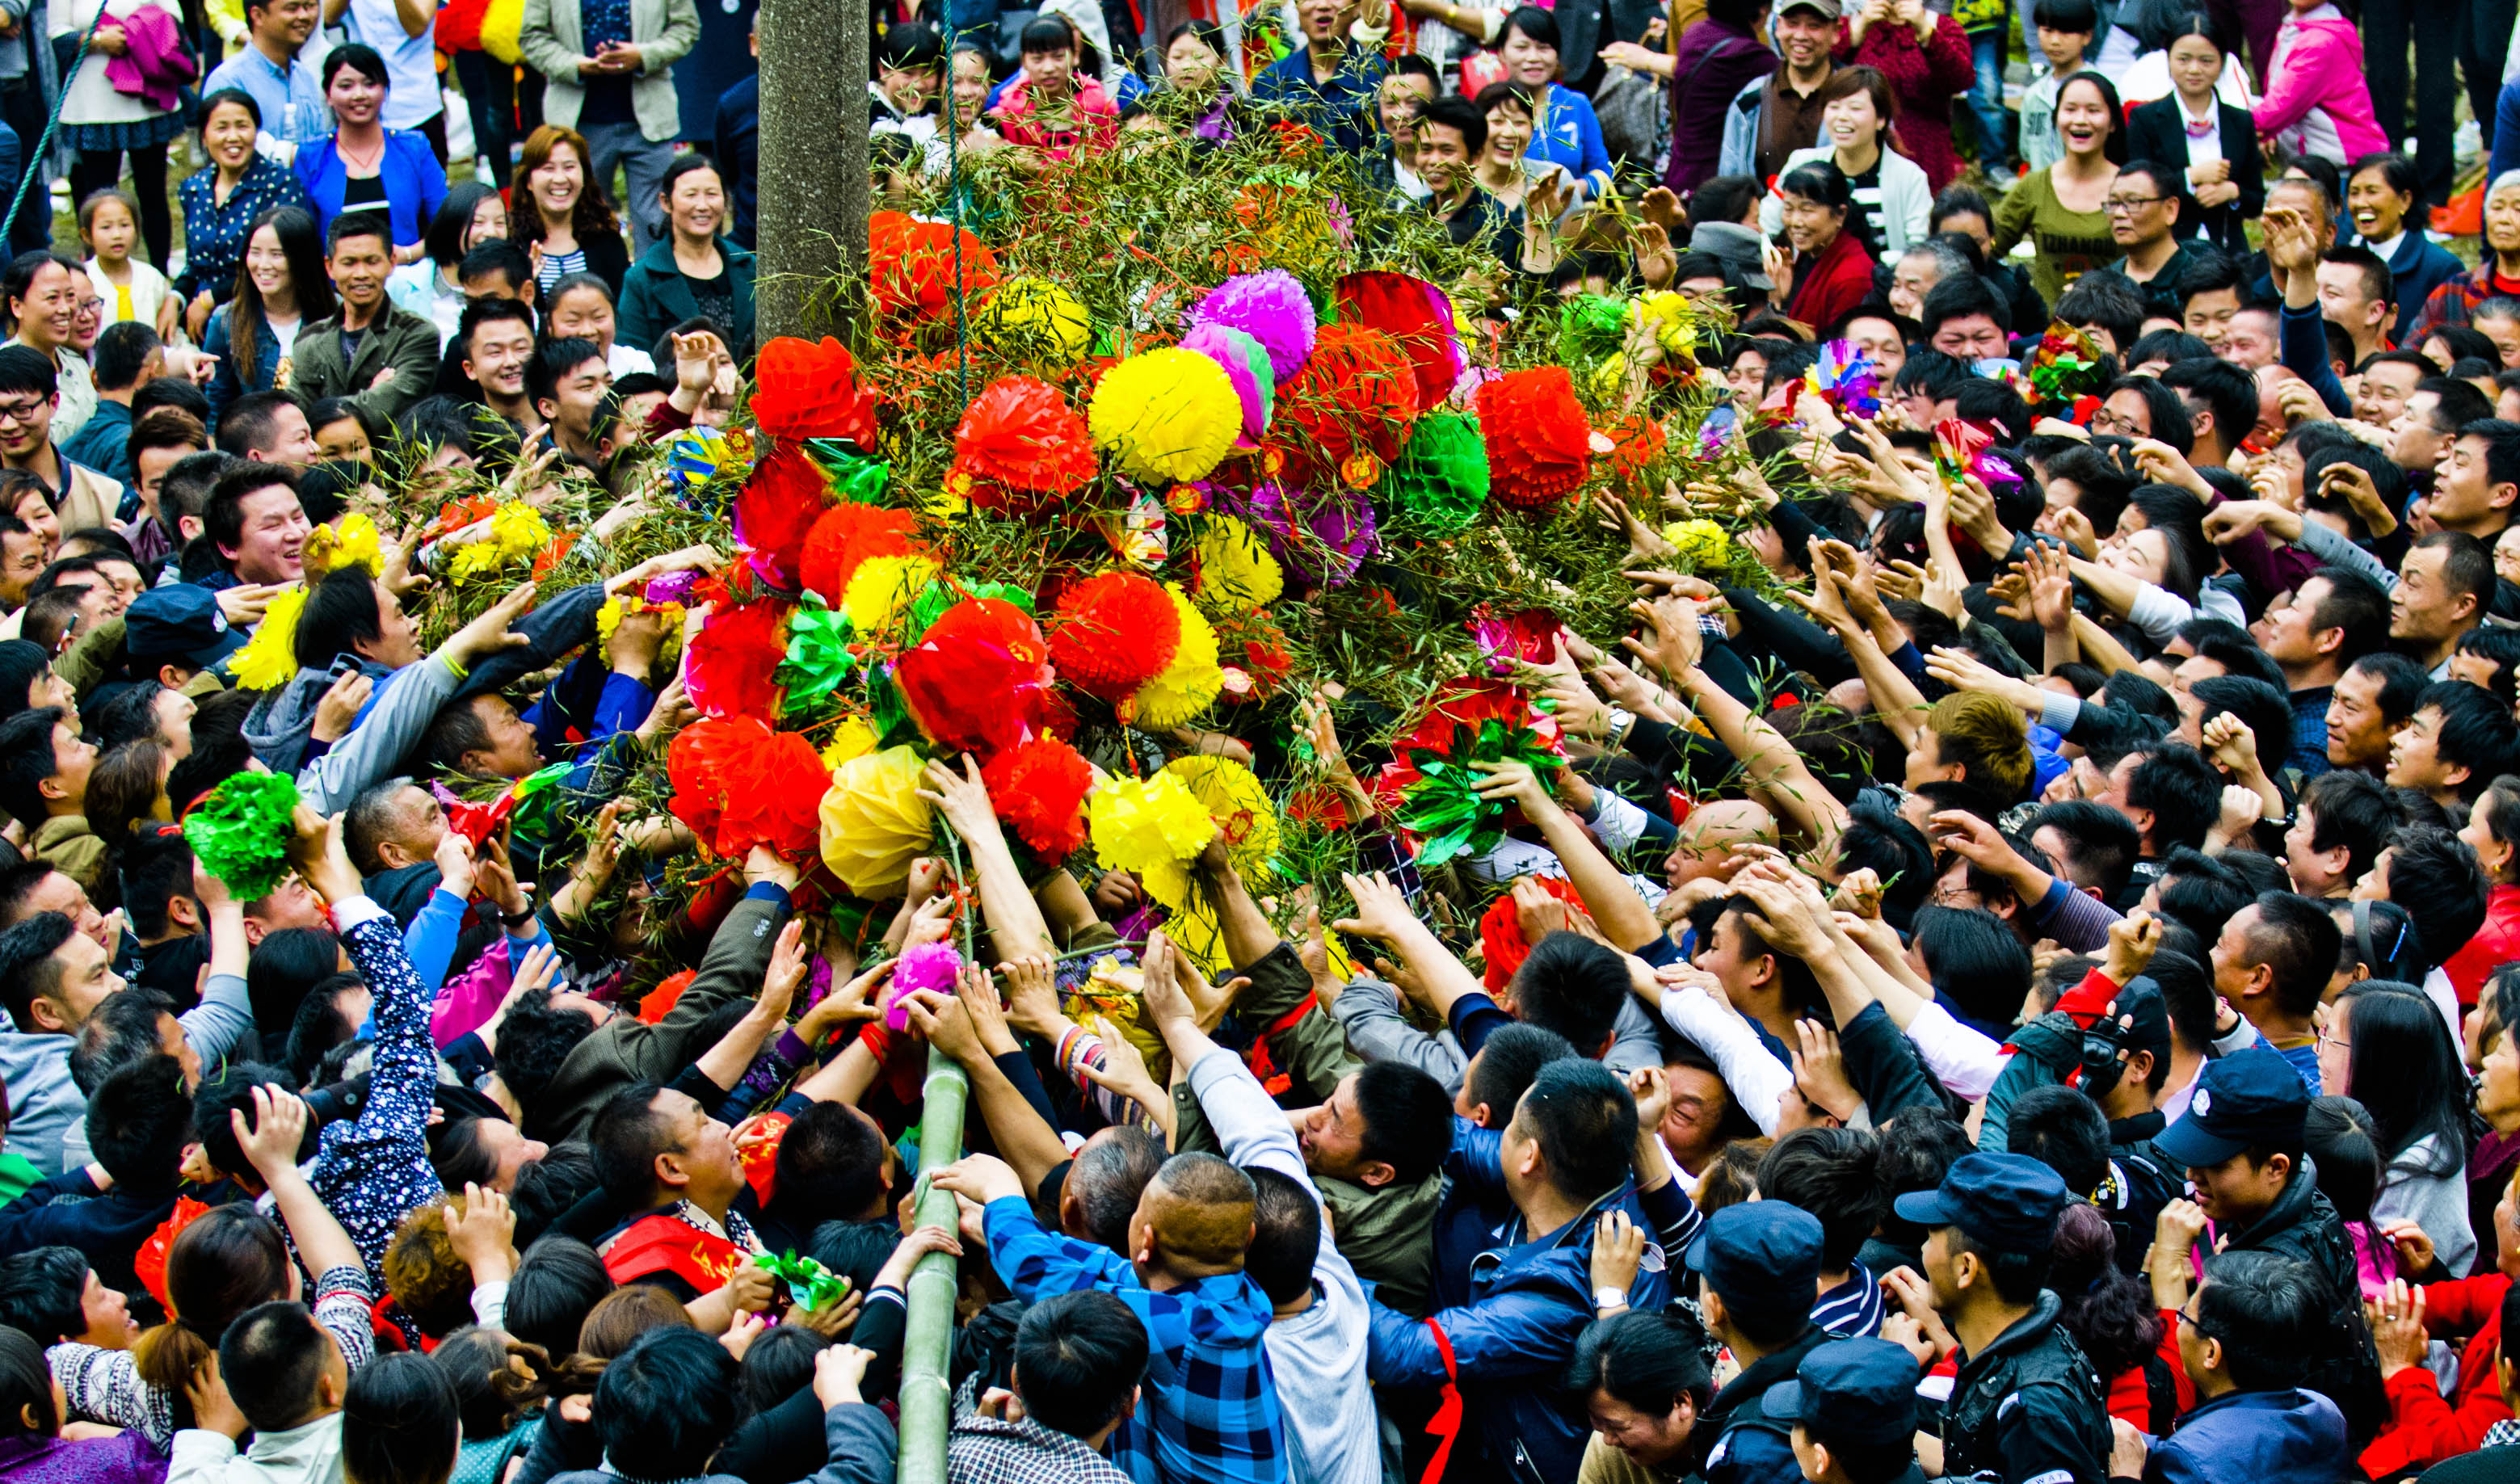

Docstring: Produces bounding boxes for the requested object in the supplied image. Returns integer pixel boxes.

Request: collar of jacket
[1954,1288,2067,1378]
[1704,1323,1830,1429]
[1471,1176,1636,1279]
[2227,1155,2322,1249]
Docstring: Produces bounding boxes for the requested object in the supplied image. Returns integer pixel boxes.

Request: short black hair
[771,1101,889,1222]
[2190,675,2292,779]
[1012,1289,1150,1439]
[90,322,159,393]
[2175,250,2253,309]
[1514,1058,1636,1204]
[1242,1166,1321,1307]
[591,1327,743,1478]
[2126,744,2222,853]
[0,706,67,829]
[1567,1307,1714,1419]
[2156,357,2257,453]
[2191,1250,2332,1390]
[294,565,389,673]
[86,1052,191,1192]
[1348,1061,1454,1186]
[213,390,305,460]
[2054,273,2145,353]
[2240,892,2347,1018]
[0,345,54,401]
[1416,95,1487,157]
[527,337,604,410]
[202,461,300,557]
[2382,824,2491,972]
[325,210,392,257]
[1756,1127,1885,1272]
[2124,329,2213,366]
[1507,931,1628,1054]
[2101,375,2194,455]
[2030,0,2098,29]
[2299,567,2392,667]
[2300,770,2396,885]
[502,1235,612,1359]
[2455,625,2520,708]
[1942,1221,2052,1305]
[457,239,532,294]
[1463,1021,1576,1125]
[0,1246,91,1345]
[2419,374,2497,432]
[342,1352,461,1484]
[2413,530,2496,624]
[0,910,73,1032]
[2350,651,2433,729]
[69,985,175,1095]
[1912,905,2033,1028]
[1919,274,2010,341]
[490,987,599,1106]
[2418,679,2518,801]
[587,1082,679,1202]
[191,1060,297,1178]
[219,1300,332,1432]
[2006,1083,2111,1195]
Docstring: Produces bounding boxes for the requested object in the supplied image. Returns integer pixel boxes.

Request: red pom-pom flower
[1477,877,1585,992]
[684,598,788,721]
[718,728,831,862]
[982,735,1094,859]
[1476,367,1594,509]
[1273,322,1420,484]
[1047,571,1180,702]
[950,376,1098,515]
[750,336,878,445]
[734,445,828,591]
[800,502,919,605]
[894,597,1059,755]
[870,212,1000,320]
[1335,271,1462,415]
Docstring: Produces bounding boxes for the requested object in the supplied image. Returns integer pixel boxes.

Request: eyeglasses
[0,399,47,424]
[2102,195,2165,214]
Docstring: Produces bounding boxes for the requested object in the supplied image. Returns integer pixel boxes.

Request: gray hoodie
[1,965,256,1177]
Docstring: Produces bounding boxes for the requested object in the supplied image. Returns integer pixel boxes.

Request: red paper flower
[951,376,1097,515]
[1476,367,1593,509]
[894,597,1058,755]
[638,968,699,1024]
[870,211,1001,320]
[667,714,768,851]
[1273,322,1419,483]
[1336,271,1459,415]
[734,445,828,591]
[719,728,831,862]
[800,502,919,606]
[1047,570,1180,702]
[751,336,878,445]
[1478,877,1585,992]
[982,734,1094,859]
[684,599,788,721]
[1605,414,1667,484]
[1392,675,1559,759]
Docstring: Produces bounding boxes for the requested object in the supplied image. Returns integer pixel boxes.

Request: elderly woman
[1770,160,1875,332]
[2409,170,2520,345]
[175,90,316,342]
[1761,66,1931,261]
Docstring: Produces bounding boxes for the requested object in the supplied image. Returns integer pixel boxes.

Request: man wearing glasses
[0,344,124,540]
[2089,161,2202,321]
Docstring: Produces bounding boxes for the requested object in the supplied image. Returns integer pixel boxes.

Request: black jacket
[2123,96,2265,254]
[1938,1291,2112,1484]
[1693,1324,1832,1484]
[2219,1160,2387,1445]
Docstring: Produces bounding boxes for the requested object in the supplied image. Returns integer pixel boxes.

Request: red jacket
[1784,227,1874,336]
[2443,882,2520,1009]
[2358,1272,2512,1478]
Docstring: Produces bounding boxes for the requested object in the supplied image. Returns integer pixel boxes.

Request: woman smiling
[1761,66,1930,260]
[1992,69,2123,305]
[617,156,755,359]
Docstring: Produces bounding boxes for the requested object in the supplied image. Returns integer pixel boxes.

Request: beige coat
[520,0,700,144]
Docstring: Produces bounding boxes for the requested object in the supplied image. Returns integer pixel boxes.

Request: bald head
[1133,1152,1257,1275]
[1667,799,1779,885]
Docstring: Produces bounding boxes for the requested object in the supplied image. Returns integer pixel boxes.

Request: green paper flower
[182,771,303,899]
[804,442,894,502]
[755,1250,854,1311]
[1556,294,1628,368]
[1395,717,1560,868]
[778,596,856,713]
[1385,412,1489,535]
[902,578,1035,643]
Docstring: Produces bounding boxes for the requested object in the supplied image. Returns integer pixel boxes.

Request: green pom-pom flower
[1385,412,1489,535]
[182,771,302,900]
[778,595,856,713]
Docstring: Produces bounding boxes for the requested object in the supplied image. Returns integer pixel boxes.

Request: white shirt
[607,342,656,378]
[339,0,439,130]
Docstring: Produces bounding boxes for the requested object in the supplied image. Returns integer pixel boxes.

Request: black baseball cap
[2111,978,2174,1068]
[1685,1201,1824,1314]
[1762,1337,1921,1448]
[1891,1152,2069,1255]
[124,584,248,671]
[2152,1045,2310,1168]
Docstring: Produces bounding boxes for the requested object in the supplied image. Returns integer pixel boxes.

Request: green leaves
[1395,717,1559,869]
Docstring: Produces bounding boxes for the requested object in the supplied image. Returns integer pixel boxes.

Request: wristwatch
[1593,1285,1629,1311]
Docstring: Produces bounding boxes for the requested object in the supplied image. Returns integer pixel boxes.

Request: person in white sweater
[2321,982,2480,1277]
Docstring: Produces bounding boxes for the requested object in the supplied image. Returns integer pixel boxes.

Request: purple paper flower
[1187,270,1315,382]
[882,941,963,1030]
[1231,482,1377,587]
[646,570,700,606]
[1180,322,1274,444]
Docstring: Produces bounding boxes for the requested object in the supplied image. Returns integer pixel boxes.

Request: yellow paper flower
[816,744,935,897]
[1661,519,1731,573]
[1192,516,1282,613]
[301,514,382,582]
[1088,348,1240,484]
[447,541,507,584]
[230,585,308,691]
[1129,585,1222,729]
[978,278,1092,364]
[597,598,687,659]
[1162,754,1278,885]
[839,553,940,635]
[1634,292,1698,357]
[491,501,553,560]
[1088,770,1219,910]
[818,716,879,771]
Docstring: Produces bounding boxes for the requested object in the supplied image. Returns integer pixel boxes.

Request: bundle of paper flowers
[1047,570,1180,703]
[446,502,555,584]
[817,744,936,897]
[230,585,308,691]
[839,553,942,636]
[1179,323,1275,448]
[1477,875,1584,991]
[882,941,963,1029]
[183,770,301,898]
[1163,755,1278,885]
[1230,482,1377,588]
[300,513,382,582]
[2024,321,2106,408]
[750,336,880,446]
[734,445,831,591]
[1191,516,1284,613]
[1803,339,1881,418]
[801,502,920,607]
[685,596,789,721]
[1660,518,1733,574]
[1475,368,1594,510]
[1088,347,1243,485]
[1184,268,1316,380]
[869,211,1000,321]
[1375,679,1563,868]
[975,278,1092,367]
[667,715,825,861]
[1088,770,1222,916]
[948,375,1098,515]
[1128,585,1222,729]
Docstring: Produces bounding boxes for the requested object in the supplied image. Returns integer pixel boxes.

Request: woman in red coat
[1843,0,1976,191]
[1773,160,1875,334]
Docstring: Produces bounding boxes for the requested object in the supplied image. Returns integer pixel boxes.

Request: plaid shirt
[983,1196,1286,1484]
[2409,263,2520,345]
[948,1377,1136,1484]
[2286,687,2333,786]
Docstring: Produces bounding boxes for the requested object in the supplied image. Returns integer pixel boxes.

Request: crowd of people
[0,4,2515,1484]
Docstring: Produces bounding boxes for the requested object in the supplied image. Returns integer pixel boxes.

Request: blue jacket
[2378,229,2467,343]
[1528,83,1611,202]
[2142,1388,2355,1484]
[202,304,283,430]
[1251,45,1385,156]
[1366,1120,1672,1484]
[293,130,448,249]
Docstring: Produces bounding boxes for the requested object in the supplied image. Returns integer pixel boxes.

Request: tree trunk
[755,0,867,341]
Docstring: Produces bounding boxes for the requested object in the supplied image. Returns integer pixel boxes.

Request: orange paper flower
[1476,367,1593,509]
[950,375,1098,515]
[800,502,919,607]
[751,336,879,445]
[1047,570,1180,702]
[894,597,1059,755]
[870,211,1001,319]
[1273,322,1419,486]
[982,734,1094,859]
[734,444,829,591]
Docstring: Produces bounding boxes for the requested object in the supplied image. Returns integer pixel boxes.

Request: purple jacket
[1666,19,1777,195]
[0,1431,167,1484]
[103,6,195,115]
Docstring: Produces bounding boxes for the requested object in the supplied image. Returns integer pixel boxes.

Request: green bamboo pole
[897,1045,970,1484]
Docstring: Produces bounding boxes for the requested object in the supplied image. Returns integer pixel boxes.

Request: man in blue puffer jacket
[1364,1057,1676,1484]
[2123,1248,2360,1484]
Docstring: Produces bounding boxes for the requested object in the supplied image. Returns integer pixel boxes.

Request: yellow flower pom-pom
[978,278,1092,364]
[818,716,879,771]
[1162,755,1278,884]
[816,744,935,898]
[1634,292,1698,357]
[1191,515,1282,613]
[839,553,940,635]
[230,585,308,691]
[1088,348,1240,484]
[301,514,382,582]
[447,541,507,584]
[1661,519,1732,574]
[491,502,553,560]
[1088,770,1220,910]
[1129,585,1222,729]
